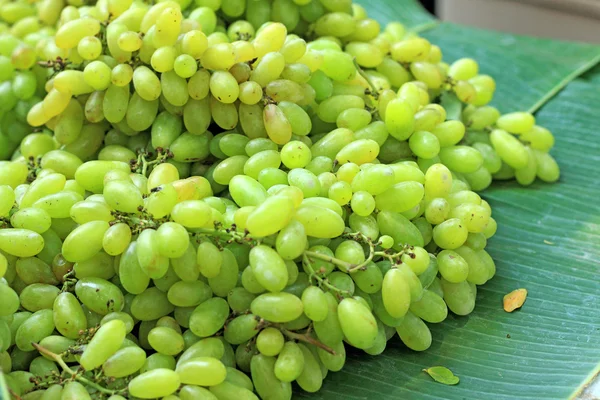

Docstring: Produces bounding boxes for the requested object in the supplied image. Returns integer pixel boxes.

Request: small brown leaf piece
[423,366,460,385]
[503,288,528,312]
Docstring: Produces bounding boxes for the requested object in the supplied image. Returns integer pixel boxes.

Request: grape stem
[131,147,173,176]
[281,329,336,355]
[303,251,354,271]
[32,343,127,396]
[353,59,379,99]
[302,254,352,298]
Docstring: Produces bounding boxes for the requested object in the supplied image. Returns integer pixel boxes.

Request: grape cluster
[0,0,560,399]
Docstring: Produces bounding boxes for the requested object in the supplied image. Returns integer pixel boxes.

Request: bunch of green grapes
[0,0,563,399]
[0,0,64,160]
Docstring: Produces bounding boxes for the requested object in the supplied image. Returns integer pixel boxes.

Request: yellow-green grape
[128,368,181,399]
[448,58,479,80]
[173,54,198,78]
[520,125,555,152]
[201,43,235,71]
[395,311,432,351]
[102,346,147,378]
[83,60,111,91]
[262,104,292,145]
[151,46,178,73]
[469,74,496,106]
[496,111,535,134]
[251,292,303,323]
[153,7,182,48]
[533,149,560,183]
[440,278,476,316]
[117,31,142,52]
[489,129,529,169]
[79,319,126,369]
[255,327,285,357]
[133,66,161,101]
[253,22,286,58]
[77,36,102,60]
[454,80,477,103]
[55,17,101,49]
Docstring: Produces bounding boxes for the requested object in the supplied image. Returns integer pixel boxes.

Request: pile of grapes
[0,0,561,399]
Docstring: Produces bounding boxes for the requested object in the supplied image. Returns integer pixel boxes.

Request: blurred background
[420,0,600,43]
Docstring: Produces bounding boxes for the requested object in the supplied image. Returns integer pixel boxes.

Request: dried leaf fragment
[423,366,460,385]
[503,288,528,312]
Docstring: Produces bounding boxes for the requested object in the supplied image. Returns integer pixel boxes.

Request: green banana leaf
[298,2,600,399]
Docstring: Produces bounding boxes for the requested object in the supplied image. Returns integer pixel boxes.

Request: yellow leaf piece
[503,288,528,312]
[423,366,460,385]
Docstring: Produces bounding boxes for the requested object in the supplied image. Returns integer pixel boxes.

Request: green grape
[440,278,476,316]
[328,181,352,206]
[257,168,288,189]
[29,356,59,378]
[316,339,345,372]
[227,287,256,313]
[189,297,229,337]
[161,70,190,107]
[276,220,307,261]
[300,286,328,322]
[178,337,225,368]
[223,314,259,345]
[432,218,468,249]
[80,320,126,369]
[381,268,411,318]
[170,244,201,283]
[490,129,529,169]
[256,327,285,356]
[148,326,185,356]
[453,246,490,285]
[14,309,54,351]
[409,289,448,323]
[0,229,44,258]
[170,131,212,162]
[101,312,135,334]
[395,311,432,351]
[280,140,311,169]
[449,203,491,233]
[348,214,379,241]
[75,277,124,315]
[250,354,293,399]
[52,292,86,339]
[207,247,239,297]
[377,210,424,248]
[251,292,303,323]
[18,283,59,312]
[188,69,210,100]
[246,194,295,237]
[295,205,345,238]
[62,381,92,400]
[131,287,175,321]
[10,208,51,234]
[118,242,150,295]
[247,245,287,292]
[102,346,146,378]
[350,191,375,217]
[312,292,343,346]
[128,368,181,399]
[102,223,132,256]
[83,61,112,90]
[532,149,560,182]
[15,257,58,285]
[273,341,305,383]
[436,249,468,283]
[294,344,323,393]
[140,352,176,374]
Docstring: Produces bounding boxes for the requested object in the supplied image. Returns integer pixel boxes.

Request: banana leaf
[298,2,600,399]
